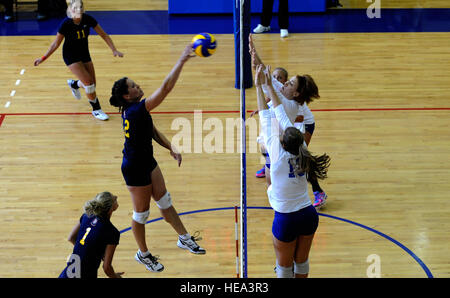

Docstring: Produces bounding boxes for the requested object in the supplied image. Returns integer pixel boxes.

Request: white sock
[180,233,191,240]
[139,250,150,257]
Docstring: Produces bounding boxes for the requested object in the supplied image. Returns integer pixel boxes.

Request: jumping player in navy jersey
[256,64,330,278]
[109,43,205,273]
[59,192,123,278]
[34,0,123,121]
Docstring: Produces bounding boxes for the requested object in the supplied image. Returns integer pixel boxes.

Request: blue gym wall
[168,0,326,14]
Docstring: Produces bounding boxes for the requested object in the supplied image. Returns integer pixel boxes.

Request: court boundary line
[118,206,434,278]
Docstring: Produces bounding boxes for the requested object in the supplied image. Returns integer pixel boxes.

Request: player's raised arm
[144,43,195,112]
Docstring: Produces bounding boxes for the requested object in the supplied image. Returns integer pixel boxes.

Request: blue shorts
[121,156,158,187]
[305,123,315,135]
[272,205,319,242]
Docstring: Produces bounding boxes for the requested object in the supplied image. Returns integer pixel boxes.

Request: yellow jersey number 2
[124,119,130,138]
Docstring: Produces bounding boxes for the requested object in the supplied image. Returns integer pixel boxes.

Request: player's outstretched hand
[170,150,182,167]
[34,57,43,66]
[181,43,196,63]
[264,64,272,86]
[113,50,124,57]
[249,33,255,53]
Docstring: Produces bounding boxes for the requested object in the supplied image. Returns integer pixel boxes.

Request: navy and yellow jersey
[57,13,98,65]
[59,213,120,278]
[122,100,154,161]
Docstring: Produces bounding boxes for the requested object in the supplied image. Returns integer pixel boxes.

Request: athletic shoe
[135,251,164,272]
[253,24,271,34]
[177,232,206,254]
[280,29,289,38]
[313,191,327,210]
[67,80,81,100]
[92,109,109,121]
[255,166,265,178]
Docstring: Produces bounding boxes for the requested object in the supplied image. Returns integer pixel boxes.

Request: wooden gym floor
[0,1,449,278]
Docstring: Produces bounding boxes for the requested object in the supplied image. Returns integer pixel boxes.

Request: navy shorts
[63,50,92,66]
[305,123,315,136]
[272,205,319,242]
[121,156,158,187]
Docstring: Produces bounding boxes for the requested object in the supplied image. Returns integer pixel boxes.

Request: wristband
[41,55,47,61]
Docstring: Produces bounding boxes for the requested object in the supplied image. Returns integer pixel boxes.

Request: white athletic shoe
[135,251,164,272]
[280,29,289,38]
[92,109,109,121]
[253,24,271,34]
[177,232,206,254]
[67,80,81,100]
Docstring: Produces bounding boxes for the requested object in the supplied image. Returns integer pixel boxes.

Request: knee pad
[84,83,96,94]
[294,259,309,275]
[155,191,172,210]
[132,210,149,224]
[275,262,294,278]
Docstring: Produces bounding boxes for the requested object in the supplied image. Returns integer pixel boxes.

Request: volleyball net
[233,0,252,278]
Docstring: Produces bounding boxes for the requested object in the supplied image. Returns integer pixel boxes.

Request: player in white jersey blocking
[256,64,330,278]
[249,34,327,209]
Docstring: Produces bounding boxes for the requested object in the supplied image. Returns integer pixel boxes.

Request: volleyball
[191,33,217,57]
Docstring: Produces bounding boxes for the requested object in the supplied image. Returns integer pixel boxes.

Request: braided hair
[109,77,129,113]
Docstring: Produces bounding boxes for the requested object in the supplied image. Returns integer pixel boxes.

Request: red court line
[0,114,5,127]
[1,110,239,116]
[1,107,449,118]
[311,107,450,112]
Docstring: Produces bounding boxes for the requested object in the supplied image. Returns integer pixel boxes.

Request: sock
[70,80,79,89]
[139,250,150,257]
[89,98,101,111]
[309,178,323,193]
[180,233,191,240]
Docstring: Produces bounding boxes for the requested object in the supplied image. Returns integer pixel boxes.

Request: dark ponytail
[282,127,330,181]
[294,75,320,105]
[109,77,129,113]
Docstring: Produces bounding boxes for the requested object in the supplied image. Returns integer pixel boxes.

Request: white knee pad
[294,259,309,275]
[155,191,172,210]
[132,210,149,224]
[84,84,96,94]
[275,262,294,278]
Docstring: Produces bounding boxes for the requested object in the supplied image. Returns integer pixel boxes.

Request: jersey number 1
[79,227,91,245]
[288,159,305,178]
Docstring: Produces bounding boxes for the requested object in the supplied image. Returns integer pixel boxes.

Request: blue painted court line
[119,206,433,278]
[1,9,449,36]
